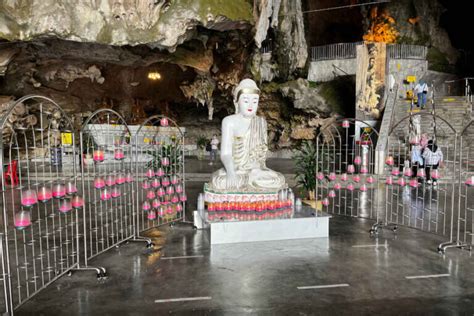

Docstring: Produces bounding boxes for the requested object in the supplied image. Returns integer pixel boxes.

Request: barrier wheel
[146,242,155,249]
[437,247,444,254]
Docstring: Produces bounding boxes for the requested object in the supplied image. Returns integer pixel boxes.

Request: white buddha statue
[210,79,286,192]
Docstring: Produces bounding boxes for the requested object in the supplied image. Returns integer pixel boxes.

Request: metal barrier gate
[379,113,458,247]
[134,115,187,234]
[315,119,381,221]
[0,95,82,313]
[79,109,149,275]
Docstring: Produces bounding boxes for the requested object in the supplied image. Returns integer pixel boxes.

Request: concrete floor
[11,157,474,315]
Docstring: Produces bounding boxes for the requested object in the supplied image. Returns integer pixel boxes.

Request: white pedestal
[208,207,330,245]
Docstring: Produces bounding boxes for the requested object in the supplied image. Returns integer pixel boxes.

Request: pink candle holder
[166,186,174,195]
[170,175,178,185]
[179,193,187,202]
[409,135,420,145]
[142,201,151,211]
[175,184,183,193]
[391,168,400,176]
[155,168,165,177]
[58,199,72,213]
[341,173,348,181]
[105,175,115,187]
[409,179,418,188]
[142,180,151,189]
[334,182,342,190]
[465,176,474,187]
[386,176,393,185]
[322,198,330,206]
[328,190,336,198]
[21,189,38,207]
[385,156,394,166]
[152,178,161,188]
[100,188,111,201]
[397,178,406,186]
[160,117,169,127]
[94,177,105,189]
[163,194,171,204]
[111,187,121,198]
[403,168,413,177]
[353,175,361,183]
[14,211,31,230]
[354,156,362,165]
[93,148,105,162]
[71,195,84,209]
[38,186,52,202]
[147,210,157,220]
[146,190,156,199]
[342,120,350,128]
[417,168,426,178]
[166,206,174,215]
[158,206,166,217]
[152,199,161,208]
[347,164,355,174]
[116,174,126,185]
[176,203,183,212]
[431,169,440,180]
[157,188,165,197]
[171,194,179,203]
[66,182,78,195]
[360,184,368,192]
[114,148,125,160]
[360,166,368,174]
[316,172,325,181]
[161,157,170,166]
[328,172,337,181]
[347,184,354,191]
[161,177,170,187]
[145,169,154,178]
[125,173,134,183]
[52,184,66,199]
[366,176,375,184]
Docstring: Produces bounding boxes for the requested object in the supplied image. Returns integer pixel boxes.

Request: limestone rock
[279,78,332,115]
[290,127,315,140]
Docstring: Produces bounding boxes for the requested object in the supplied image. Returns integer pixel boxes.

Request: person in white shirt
[209,135,220,165]
[422,140,443,185]
[414,80,428,108]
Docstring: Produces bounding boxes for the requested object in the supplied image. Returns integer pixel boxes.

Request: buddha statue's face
[237,93,259,118]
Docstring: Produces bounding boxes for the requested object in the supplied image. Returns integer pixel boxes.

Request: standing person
[411,144,424,179]
[422,140,444,186]
[414,80,428,109]
[209,134,220,166]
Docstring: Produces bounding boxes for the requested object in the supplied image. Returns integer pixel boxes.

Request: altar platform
[194,206,331,245]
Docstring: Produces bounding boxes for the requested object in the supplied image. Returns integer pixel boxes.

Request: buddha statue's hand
[225,171,239,189]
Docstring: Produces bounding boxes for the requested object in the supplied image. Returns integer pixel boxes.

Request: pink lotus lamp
[151,178,161,188]
[125,173,134,183]
[347,184,355,191]
[155,168,165,177]
[354,156,362,165]
[147,210,157,220]
[161,177,170,187]
[142,180,151,189]
[171,194,179,203]
[465,176,474,186]
[385,156,394,166]
[38,186,53,202]
[179,193,187,202]
[152,199,161,208]
[14,211,31,230]
[58,199,72,213]
[334,182,342,190]
[115,174,126,185]
[160,117,169,127]
[342,120,350,128]
[397,178,406,186]
[341,173,348,181]
[114,148,125,160]
[52,184,66,199]
[111,187,121,198]
[156,188,165,197]
[403,168,413,177]
[360,166,368,174]
[66,182,78,195]
[431,169,440,180]
[105,175,115,187]
[322,198,330,206]
[328,190,336,198]
[142,201,151,211]
[94,177,106,189]
[328,172,337,181]
[360,184,368,192]
[176,203,183,212]
[366,176,375,184]
[71,195,84,209]
[175,184,183,193]
[158,206,166,217]
[353,175,361,183]
[347,164,355,174]
[417,168,426,178]
[170,175,179,185]
[409,179,418,188]
[166,186,174,195]
[145,169,154,178]
[21,189,38,207]
[146,190,156,199]
[391,168,400,176]
[161,157,170,166]
[316,172,325,181]
[409,135,420,145]
[386,176,394,185]
[93,148,105,162]
[100,188,111,201]
[166,206,174,215]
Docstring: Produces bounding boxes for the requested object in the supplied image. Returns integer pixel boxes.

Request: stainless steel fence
[310,42,361,61]
[134,115,187,234]
[315,119,381,221]
[0,95,82,313]
[387,44,427,60]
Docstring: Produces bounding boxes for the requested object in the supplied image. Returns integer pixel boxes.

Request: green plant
[294,141,317,195]
[145,142,182,173]
[196,136,209,150]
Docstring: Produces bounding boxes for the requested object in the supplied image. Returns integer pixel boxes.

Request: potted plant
[196,136,209,160]
[294,141,317,200]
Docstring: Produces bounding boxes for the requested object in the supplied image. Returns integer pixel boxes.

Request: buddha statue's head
[233,79,260,118]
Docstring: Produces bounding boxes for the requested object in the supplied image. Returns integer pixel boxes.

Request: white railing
[387,44,427,60]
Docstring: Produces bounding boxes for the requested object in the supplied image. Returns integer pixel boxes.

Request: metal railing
[387,44,427,60]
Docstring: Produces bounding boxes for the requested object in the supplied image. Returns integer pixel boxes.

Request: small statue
[209,79,286,192]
